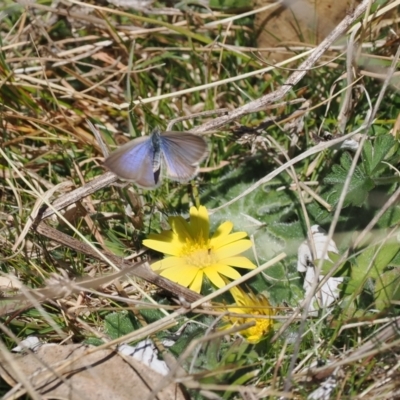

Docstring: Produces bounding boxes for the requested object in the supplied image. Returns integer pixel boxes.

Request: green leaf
[324,152,375,207]
[377,204,400,228]
[318,252,348,276]
[104,312,138,339]
[140,307,167,324]
[388,246,400,267]
[169,321,209,361]
[85,337,104,346]
[268,281,304,307]
[375,268,400,310]
[356,242,399,279]
[362,135,397,175]
[343,242,400,299]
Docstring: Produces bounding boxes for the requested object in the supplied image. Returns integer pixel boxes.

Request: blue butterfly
[104,128,208,188]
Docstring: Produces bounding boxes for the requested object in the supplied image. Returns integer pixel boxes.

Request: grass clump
[1,0,400,398]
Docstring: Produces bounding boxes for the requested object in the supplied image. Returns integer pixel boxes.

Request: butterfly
[104,128,208,188]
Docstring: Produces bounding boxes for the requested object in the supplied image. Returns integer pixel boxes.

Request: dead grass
[1,0,400,399]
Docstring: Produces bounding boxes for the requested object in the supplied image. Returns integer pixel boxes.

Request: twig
[38,172,118,221]
[35,223,202,303]
[0,222,202,318]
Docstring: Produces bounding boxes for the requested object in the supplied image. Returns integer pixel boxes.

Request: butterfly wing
[159,132,208,182]
[104,136,160,188]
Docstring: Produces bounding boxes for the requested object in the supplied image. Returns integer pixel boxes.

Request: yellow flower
[222,286,275,344]
[143,205,256,293]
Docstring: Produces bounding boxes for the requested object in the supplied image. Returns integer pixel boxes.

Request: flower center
[179,237,218,268]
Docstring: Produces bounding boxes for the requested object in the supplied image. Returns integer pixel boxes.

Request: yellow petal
[226,306,244,315]
[161,265,199,288]
[211,221,233,240]
[204,268,228,289]
[210,231,248,250]
[214,239,253,259]
[222,256,256,269]
[246,333,262,344]
[146,231,175,242]
[149,256,186,271]
[143,239,182,256]
[205,264,241,280]
[143,232,178,249]
[189,206,209,242]
[229,286,247,306]
[189,271,204,293]
[170,216,193,241]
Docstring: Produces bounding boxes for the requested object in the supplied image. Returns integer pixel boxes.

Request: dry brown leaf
[0,344,187,400]
[255,0,361,61]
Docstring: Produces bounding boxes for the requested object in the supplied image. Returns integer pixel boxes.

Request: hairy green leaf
[362,135,397,175]
[324,152,375,207]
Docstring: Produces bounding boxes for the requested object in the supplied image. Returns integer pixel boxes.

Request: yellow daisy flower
[223,286,275,344]
[143,205,256,293]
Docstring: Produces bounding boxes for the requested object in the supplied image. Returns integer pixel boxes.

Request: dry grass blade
[1,0,400,398]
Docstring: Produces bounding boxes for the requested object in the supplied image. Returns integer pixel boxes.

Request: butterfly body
[104,129,208,188]
[150,129,162,173]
